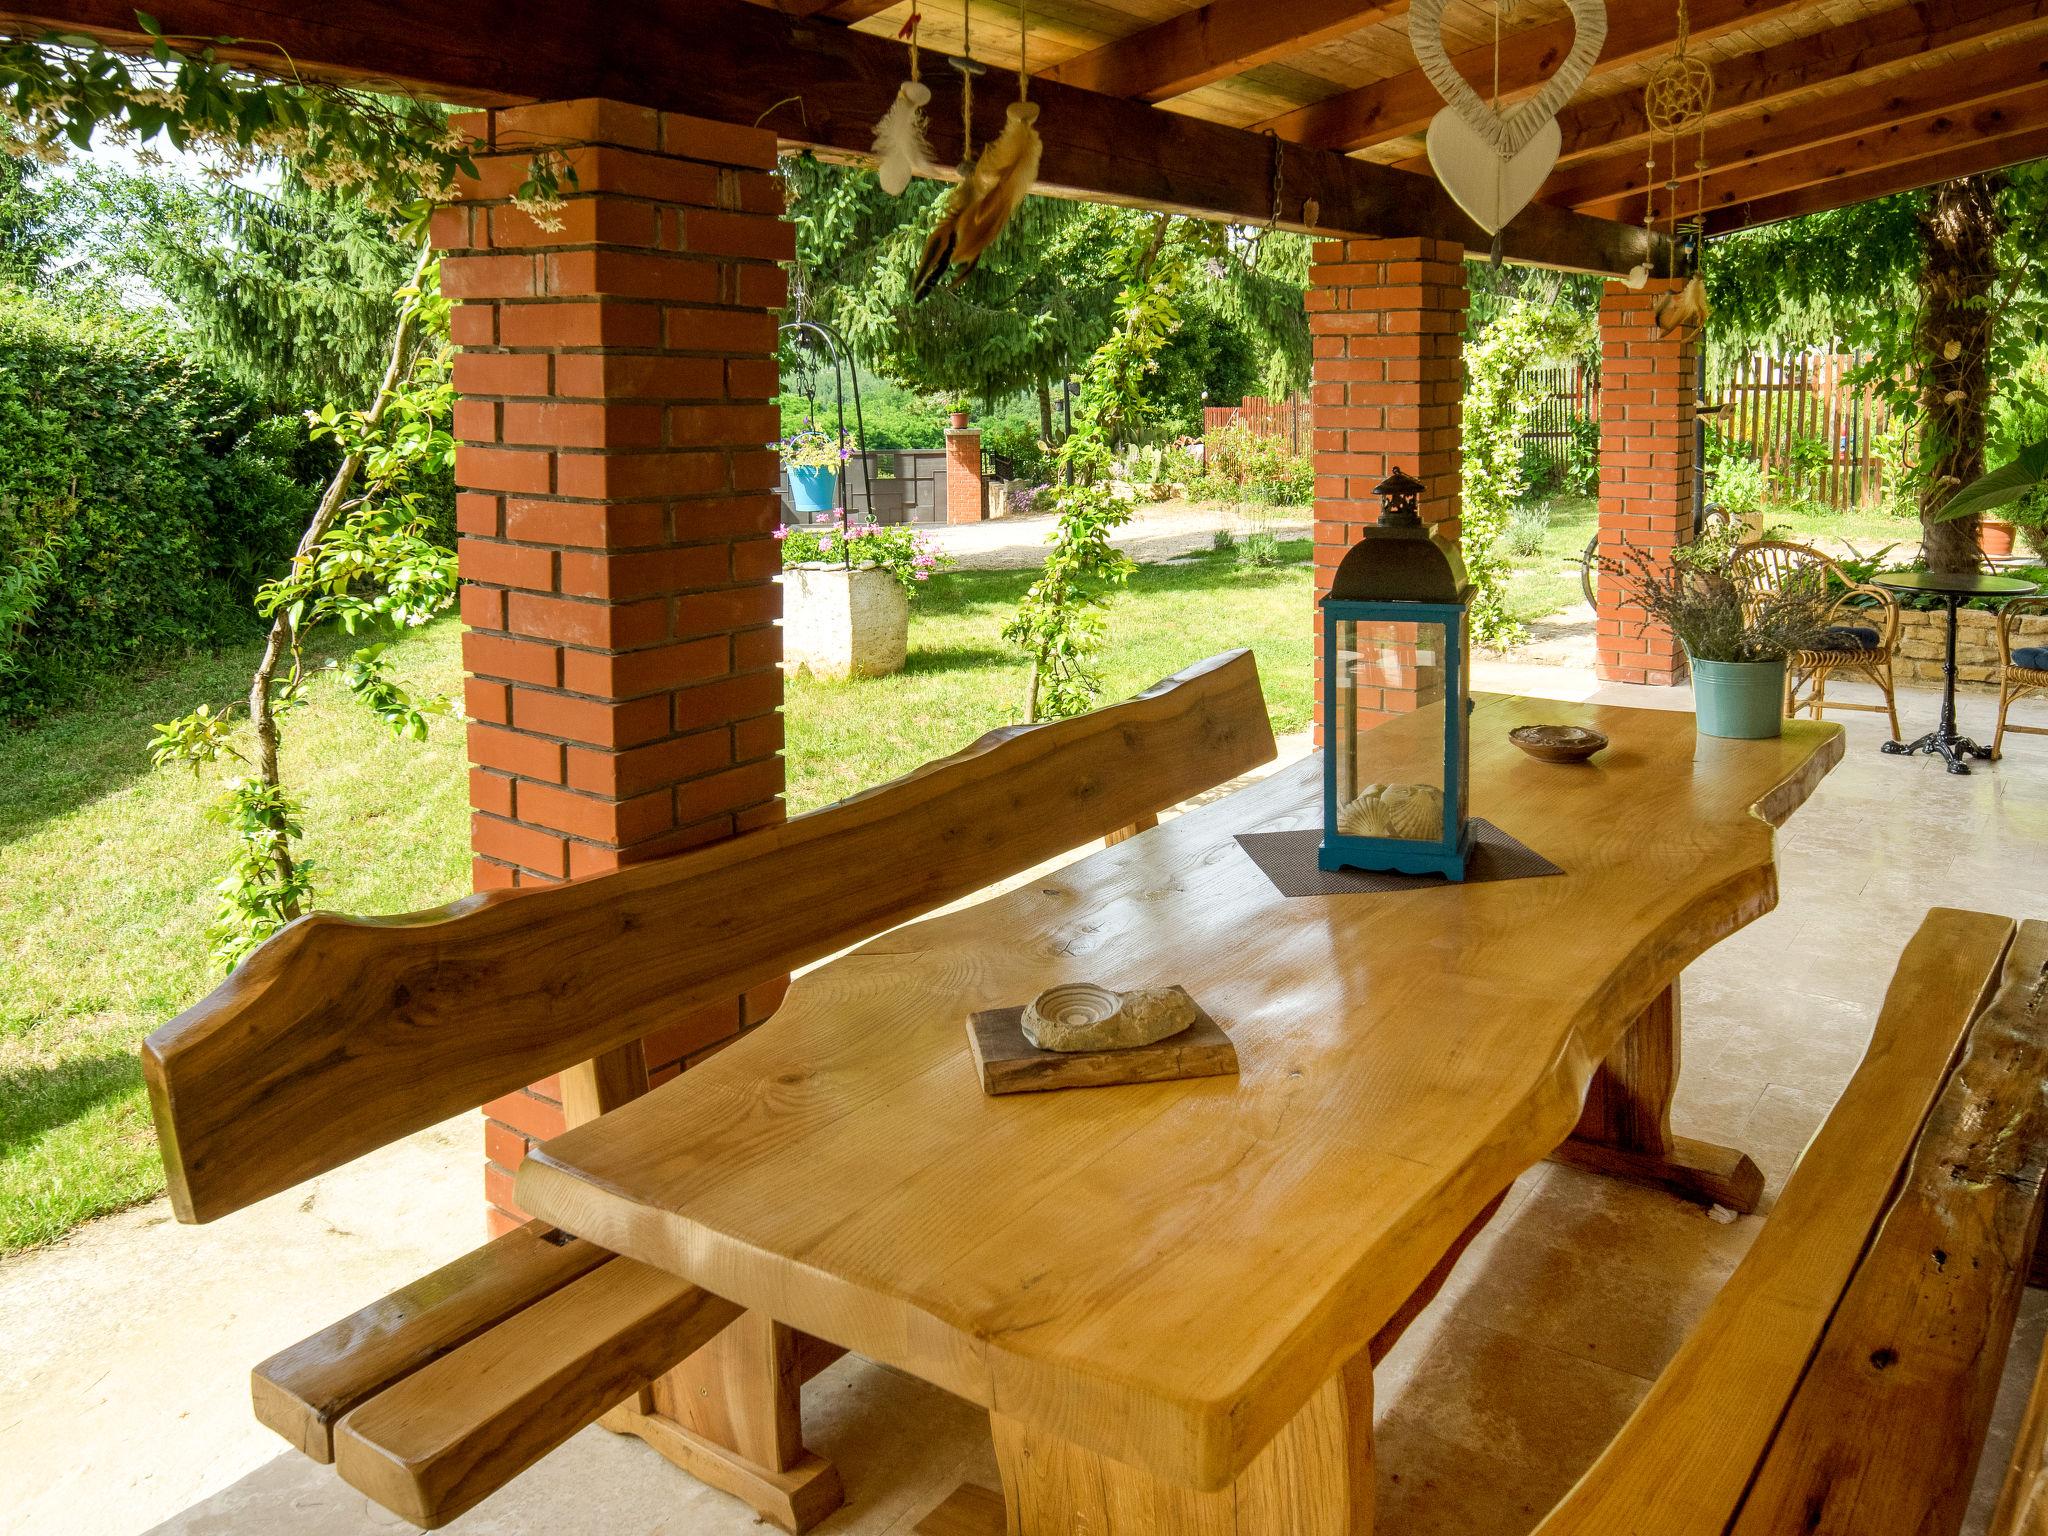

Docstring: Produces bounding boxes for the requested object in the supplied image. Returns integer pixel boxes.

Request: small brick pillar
[434,98,793,1233]
[945,426,984,523]
[1596,280,1697,686]
[1307,237,1467,731]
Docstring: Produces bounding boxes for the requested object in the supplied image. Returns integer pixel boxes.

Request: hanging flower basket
[788,464,839,513]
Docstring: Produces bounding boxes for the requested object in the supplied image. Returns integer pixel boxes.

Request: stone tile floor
[10,671,2048,1536]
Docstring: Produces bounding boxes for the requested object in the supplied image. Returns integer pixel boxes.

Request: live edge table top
[518,696,1844,1493]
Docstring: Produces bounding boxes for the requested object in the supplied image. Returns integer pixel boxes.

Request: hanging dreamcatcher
[1642,0,1714,334]
[872,10,937,195]
[912,0,1043,298]
[1411,0,1607,237]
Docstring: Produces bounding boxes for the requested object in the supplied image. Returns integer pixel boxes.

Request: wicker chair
[1730,540,1902,739]
[1993,595,2048,758]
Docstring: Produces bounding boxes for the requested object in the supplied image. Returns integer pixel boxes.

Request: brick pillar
[1596,280,1697,686]
[434,98,792,1234]
[945,426,984,523]
[1307,237,1467,730]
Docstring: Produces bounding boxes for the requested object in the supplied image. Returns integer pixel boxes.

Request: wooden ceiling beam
[1705,122,2048,232]
[0,0,1664,274]
[1038,0,1407,104]
[1252,0,1813,154]
[1553,45,2048,217]
[1667,80,2048,224]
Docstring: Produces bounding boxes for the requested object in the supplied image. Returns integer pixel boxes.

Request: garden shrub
[1506,504,1550,557]
[1195,420,1313,505]
[0,295,317,717]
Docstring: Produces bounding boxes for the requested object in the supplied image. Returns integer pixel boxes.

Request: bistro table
[1875,569,2040,774]
[519,695,1844,1534]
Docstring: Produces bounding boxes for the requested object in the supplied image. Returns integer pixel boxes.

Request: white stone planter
[779,564,909,681]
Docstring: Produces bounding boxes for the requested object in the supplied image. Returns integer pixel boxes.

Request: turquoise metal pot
[1689,655,1786,739]
[788,464,839,513]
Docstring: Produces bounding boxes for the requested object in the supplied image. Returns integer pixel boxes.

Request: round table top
[1873,570,2040,598]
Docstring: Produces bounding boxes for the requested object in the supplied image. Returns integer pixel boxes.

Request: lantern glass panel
[1330,617,1453,843]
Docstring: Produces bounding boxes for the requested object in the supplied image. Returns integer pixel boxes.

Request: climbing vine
[1462,296,1593,646]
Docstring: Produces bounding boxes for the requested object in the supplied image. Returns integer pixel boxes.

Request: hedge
[0,296,319,718]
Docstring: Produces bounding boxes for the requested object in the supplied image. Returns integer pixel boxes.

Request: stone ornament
[1022,983,1198,1053]
[1410,0,1608,234]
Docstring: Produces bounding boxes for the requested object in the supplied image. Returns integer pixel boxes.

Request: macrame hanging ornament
[1642,0,1713,336]
[912,0,1044,299]
[872,10,937,196]
[1412,0,1606,235]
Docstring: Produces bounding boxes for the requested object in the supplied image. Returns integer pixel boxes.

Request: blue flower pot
[1690,656,1786,739]
[788,464,839,513]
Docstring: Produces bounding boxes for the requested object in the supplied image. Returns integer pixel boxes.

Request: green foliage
[1608,528,1834,664]
[0,152,57,286]
[0,293,315,716]
[1002,483,1138,719]
[1462,296,1594,646]
[1194,419,1313,505]
[777,514,952,595]
[980,417,1055,483]
[1506,504,1550,558]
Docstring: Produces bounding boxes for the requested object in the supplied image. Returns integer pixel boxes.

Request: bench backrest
[144,649,1276,1223]
[1534,906,2048,1536]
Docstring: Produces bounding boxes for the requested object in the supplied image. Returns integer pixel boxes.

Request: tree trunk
[1038,375,1054,447]
[246,240,435,911]
[1915,174,2006,573]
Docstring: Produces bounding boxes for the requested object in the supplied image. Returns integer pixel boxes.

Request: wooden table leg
[1550,981,1766,1214]
[566,1045,845,1533]
[949,1352,1374,1535]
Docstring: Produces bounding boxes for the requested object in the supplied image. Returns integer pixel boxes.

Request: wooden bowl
[1509,724,1609,764]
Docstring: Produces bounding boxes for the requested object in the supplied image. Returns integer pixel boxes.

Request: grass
[1500,494,1600,628]
[0,542,1316,1252]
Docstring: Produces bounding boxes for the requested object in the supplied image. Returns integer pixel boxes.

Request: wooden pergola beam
[1554,47,2048,218]
[1705,122,2048,231]
[0,0,1662,274]
[1671,81,2048,223]
[1252,0,1813,153]
[1039,0,1407,104]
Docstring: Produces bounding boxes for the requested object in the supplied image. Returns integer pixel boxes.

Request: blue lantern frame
[1319,599,1473,880]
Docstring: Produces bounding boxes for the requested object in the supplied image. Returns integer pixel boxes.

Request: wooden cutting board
[965,989,1238,1096]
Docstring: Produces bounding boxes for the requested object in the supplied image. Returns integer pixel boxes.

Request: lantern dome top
[1322,466,1470,605]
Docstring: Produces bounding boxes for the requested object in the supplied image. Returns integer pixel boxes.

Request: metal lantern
[1320,468,1474,881]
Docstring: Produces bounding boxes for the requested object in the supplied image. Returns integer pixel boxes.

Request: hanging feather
[948,100,1040,281]
[872,79,935,196]
[912,173,976,300]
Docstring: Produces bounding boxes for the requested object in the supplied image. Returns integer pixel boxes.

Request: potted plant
[1938,438,2048,560]
[775,516,953,680]
[948,399,972,431]
[779,423,847,515]
[1610,533,1834,739]
[1981,516,2018,558]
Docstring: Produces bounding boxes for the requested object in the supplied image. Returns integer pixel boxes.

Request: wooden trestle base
[599,1398,844,1534]
[1549,981,1767,1215]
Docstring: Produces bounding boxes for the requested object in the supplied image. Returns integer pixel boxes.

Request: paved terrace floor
[7,669,2047,1536]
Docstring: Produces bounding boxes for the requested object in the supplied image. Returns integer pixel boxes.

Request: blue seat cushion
[2015,646,2048,672]
[1815,624,1881,652]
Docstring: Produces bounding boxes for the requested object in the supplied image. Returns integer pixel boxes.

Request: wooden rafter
[1706,122,2048,232]
[1039,0,1407,104]
[1554,47,2048,217]
[1252,0,1814,153]
[1669,82,2048,223]
[0,0,1662,274]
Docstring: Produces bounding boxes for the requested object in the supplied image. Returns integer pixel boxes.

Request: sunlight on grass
[0,547,1316,1250]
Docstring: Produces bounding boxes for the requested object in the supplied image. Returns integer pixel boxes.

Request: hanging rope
[1018,0,1030,101]
[960,0,976,158]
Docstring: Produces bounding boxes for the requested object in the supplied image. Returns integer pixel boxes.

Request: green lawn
[0,543,1317,1252]
[1501,494,1600,626]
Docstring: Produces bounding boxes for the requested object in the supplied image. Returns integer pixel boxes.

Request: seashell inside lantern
[1336,782,1445,841]
[1021,983,1197,1053]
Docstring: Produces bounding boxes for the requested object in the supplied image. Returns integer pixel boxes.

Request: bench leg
[601,1313,844,1533]
[957,1353,1373,1535]
[1551,982,1766,1214]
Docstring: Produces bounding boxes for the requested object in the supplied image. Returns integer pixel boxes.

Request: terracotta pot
[1980,518,2017,558]
[949,410,971,429]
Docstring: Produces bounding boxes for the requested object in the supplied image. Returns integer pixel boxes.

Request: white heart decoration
[1425,107,1560,235]
[1409,0,1607,157]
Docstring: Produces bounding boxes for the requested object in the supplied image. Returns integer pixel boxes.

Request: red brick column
[434,98,791,1233]
[1307,237,1467,730]
[945,426,984,524]
[1596,280,1697,685]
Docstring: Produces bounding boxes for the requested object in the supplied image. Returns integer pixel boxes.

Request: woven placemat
[1234,820,1562,898]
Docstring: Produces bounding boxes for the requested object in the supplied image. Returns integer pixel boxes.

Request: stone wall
[1894,606,2048,689]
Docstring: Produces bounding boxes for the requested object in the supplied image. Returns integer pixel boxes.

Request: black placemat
[1234,820,1562,898]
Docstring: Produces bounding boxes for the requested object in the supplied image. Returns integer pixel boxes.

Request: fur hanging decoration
[872,79,936,196]
[912,100,1042,299]
[1652,272,1710,337]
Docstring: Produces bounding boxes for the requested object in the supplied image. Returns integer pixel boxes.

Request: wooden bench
[142,649,1277,1532]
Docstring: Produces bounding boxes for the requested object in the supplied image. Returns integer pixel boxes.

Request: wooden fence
[1203,395,1311,455]
[1519,363,1601,489]
[1715,351,1893,511]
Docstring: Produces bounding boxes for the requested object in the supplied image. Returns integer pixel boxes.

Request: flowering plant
[779,423,852,471]
[777,515,953,595]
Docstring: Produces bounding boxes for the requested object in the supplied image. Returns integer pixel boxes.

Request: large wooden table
[519,695,1844,1532]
